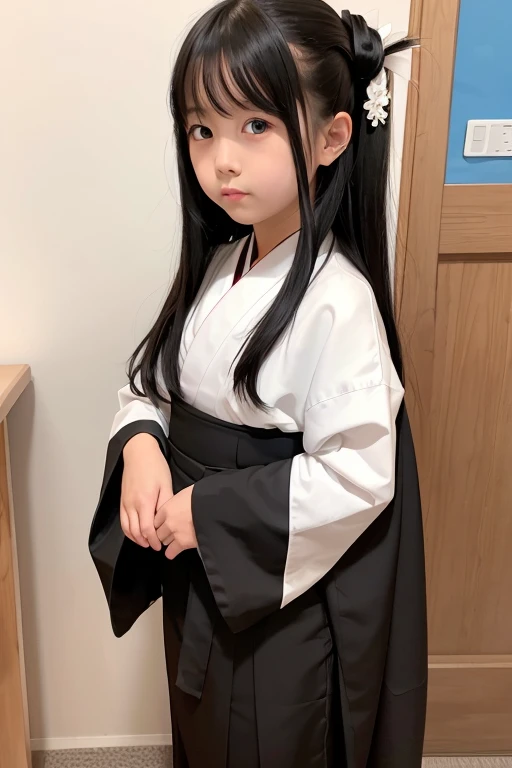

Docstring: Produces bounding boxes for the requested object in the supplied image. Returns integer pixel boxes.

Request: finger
[154,501,171,529]
[156,521,172,542]
[157,485,174,513]
[162,534,175,547]
[138,507,162,552]
[155,490,174,526]
[126,507,149,548]
[165,540,182,560]
[120,504,137,544]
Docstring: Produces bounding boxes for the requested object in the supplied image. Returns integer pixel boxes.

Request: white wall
[0,0,411,750]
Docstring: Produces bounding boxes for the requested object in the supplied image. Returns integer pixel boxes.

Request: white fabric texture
[109,369,171,440]
[110,230,404,607]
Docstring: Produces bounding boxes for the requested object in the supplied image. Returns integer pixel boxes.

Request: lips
[221,188,248,198]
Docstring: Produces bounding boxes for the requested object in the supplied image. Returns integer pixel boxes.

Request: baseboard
[30,733,172,751]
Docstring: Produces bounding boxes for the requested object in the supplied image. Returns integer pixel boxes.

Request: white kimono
[111,229,404,608]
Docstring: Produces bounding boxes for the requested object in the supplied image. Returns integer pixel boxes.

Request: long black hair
[128,0,412,409]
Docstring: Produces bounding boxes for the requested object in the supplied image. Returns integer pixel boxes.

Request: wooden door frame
[396,1,512,754]
[395,0,461,481]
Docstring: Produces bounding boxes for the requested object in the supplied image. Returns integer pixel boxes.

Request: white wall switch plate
[464,120,512,157]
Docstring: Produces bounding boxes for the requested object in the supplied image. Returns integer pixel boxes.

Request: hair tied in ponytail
[340,10,385,82]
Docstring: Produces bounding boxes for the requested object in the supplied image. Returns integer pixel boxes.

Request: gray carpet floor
[31,747,172,767]
[30,749,512,767]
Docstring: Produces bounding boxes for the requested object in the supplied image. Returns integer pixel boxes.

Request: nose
[214,138,241,177]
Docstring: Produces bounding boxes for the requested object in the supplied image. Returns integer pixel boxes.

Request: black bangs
[173,1,306,129]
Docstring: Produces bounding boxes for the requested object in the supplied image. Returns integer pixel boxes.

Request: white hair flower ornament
[363,69,390,127]
[362,22,393,128]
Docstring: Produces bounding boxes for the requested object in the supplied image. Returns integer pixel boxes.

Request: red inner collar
[232,235,258,287]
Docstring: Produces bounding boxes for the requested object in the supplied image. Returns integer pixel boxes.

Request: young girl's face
[185,97,301,227]
[183,53,352,229]
[183,60,351,228]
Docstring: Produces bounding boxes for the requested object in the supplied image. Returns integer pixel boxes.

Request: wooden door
[396,0,512,756]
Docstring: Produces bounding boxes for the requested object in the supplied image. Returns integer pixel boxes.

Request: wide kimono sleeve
[89,368,172,636]
[94,369,171,530]
[192,271,404,632]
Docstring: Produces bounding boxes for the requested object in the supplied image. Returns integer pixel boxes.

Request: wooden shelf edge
[0,365,32,423]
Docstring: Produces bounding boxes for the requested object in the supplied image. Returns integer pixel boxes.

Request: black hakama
[90,397,427,767]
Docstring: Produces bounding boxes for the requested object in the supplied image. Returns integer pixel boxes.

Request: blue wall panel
[446,0,512,184]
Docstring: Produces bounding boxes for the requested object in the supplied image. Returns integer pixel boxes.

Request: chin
[226,212,258,225]
[219,204,258,227]
[223,205,279,227]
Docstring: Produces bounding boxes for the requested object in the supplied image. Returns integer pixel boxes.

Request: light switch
[470,139,485,153]
[464,120,512,157]
[473,126,486,141]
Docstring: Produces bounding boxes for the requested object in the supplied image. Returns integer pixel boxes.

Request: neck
[251,177,317,264]
[251,199,301,265]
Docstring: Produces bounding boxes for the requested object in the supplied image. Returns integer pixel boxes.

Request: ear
[316,111,352,167]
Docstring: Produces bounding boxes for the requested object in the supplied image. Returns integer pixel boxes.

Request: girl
[89,2,427,766]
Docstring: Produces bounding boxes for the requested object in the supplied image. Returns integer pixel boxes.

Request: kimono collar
[238,228,335,282]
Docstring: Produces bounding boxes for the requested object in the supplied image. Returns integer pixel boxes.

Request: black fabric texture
[90,399,427,767]
[88,419,169,637]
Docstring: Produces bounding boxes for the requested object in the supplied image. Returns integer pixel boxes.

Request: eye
[189,125,213,141]
[244,119,269,135]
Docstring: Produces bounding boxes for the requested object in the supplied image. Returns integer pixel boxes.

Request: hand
[120,433,174,551]
[154,485,198,560]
